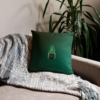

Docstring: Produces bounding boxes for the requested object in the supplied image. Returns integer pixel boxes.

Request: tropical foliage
[43,0,100,58]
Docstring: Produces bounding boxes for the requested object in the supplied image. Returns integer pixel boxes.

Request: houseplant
[42,0,100,58]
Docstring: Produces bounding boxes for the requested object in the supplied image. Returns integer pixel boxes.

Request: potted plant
[43,0,100,58]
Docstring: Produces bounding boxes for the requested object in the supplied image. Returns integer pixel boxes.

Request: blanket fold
[0,33,99,100]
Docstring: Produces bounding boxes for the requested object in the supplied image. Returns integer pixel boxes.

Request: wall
[0,0,100,37]
[0,0,65,37]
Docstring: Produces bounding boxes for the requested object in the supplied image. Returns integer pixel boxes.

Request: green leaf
[89,39,93,57]
[60,0,65,9]
[74,42,77,55]
[77,11,82,38]
[83,11,100,28]
[67,0,73,8]
[58,21,65,33]
[66,0,74,13]
[59,26,65,33]
[87,24,97,46]
[56,0,67,8]
[77,5,100,19]
[51,10,70,32]
[52,21,58,26]
[66,12,71,26]
[52,12,69,18]
[79,43,83,57]
[49,15,52,32]
[80,0,83,14]
[51,16,64,32]
[67,24,73,31]
[82,20,89,58]
[43,0,50,18]
[75,0,81,8]
[52,21,64,26]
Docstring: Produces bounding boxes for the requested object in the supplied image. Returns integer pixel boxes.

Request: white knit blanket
[0,33,99,100]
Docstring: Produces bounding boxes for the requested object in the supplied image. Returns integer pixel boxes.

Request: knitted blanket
[0,33,99,100]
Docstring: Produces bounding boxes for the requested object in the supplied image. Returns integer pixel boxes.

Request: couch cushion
[0,85,80,100]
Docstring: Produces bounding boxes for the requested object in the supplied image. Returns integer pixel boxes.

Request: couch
[0,55,100,100]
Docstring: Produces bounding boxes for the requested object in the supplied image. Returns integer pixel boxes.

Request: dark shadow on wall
[36,22,49,32]
[32,0,54,31]
[9,3,35,24]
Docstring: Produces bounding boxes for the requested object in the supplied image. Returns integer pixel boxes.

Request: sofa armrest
[72,55,100,87]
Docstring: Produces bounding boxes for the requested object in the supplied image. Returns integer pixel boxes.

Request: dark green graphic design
[48,44,56,60]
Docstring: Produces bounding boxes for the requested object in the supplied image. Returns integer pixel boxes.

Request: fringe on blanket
[75,75,99,100]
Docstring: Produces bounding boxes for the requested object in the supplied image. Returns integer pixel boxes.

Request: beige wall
[0,0,100,37]
[0,0,65,37]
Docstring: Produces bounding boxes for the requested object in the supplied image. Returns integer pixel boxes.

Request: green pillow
[28,30,74,74]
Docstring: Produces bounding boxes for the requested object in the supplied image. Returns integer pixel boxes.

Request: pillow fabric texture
[28,30,74,74]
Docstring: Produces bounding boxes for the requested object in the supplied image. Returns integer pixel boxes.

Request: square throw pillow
[28,30,74,74]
